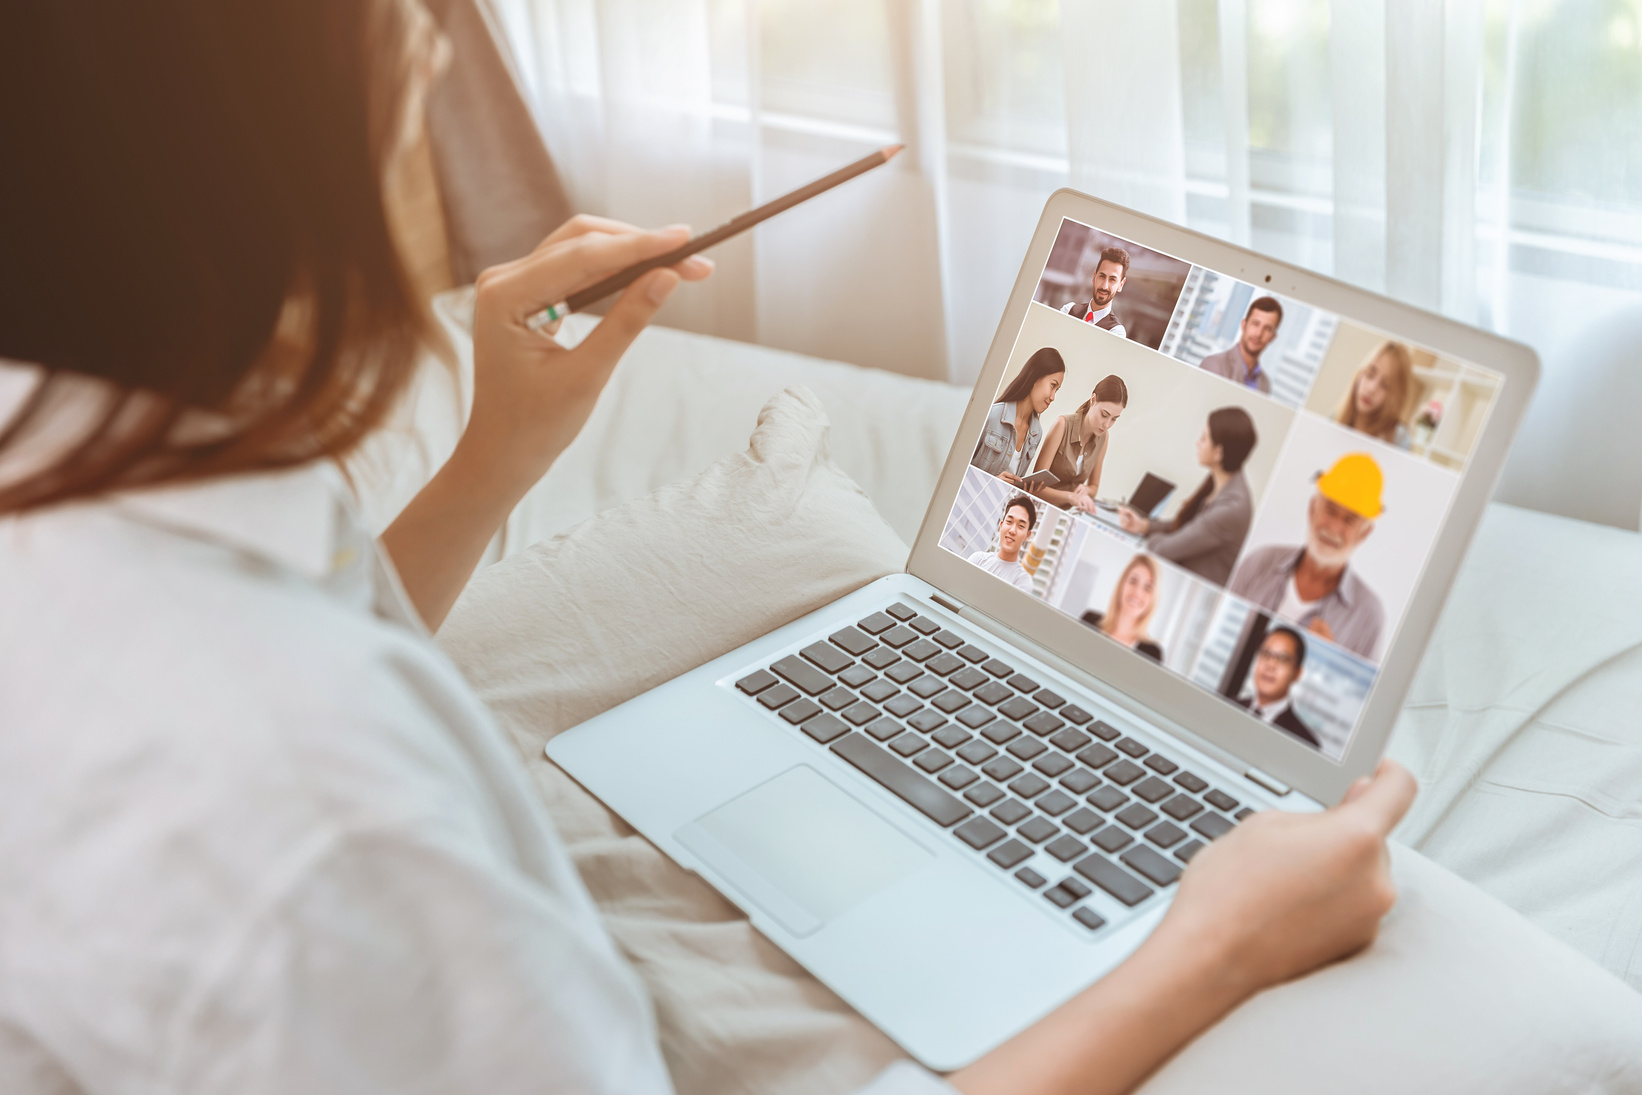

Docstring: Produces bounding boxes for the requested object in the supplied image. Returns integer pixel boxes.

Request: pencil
[525,143,905,332]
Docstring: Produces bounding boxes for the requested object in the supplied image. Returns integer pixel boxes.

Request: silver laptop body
[546,189,1539,1070]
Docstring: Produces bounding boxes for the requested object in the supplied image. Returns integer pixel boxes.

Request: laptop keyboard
[733,600,1257,936]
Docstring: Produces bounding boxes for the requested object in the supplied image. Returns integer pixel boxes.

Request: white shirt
[0,460,952,1095]
[968,549,1034,591]
[1277,575,1323,626]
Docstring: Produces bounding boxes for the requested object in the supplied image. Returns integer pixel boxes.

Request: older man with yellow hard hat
[1228,453,1387,661]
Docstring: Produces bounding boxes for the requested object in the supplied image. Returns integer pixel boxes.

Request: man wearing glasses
[1228,454,1386,661]
[1233,625,1320,747]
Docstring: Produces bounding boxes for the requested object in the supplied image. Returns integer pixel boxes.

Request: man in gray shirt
[1228,454,1386,661]
[1199,296,1282,394]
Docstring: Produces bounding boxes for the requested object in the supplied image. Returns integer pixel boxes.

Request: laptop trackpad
[675,765,933,938]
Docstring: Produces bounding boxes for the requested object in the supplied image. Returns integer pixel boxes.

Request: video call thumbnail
[943,215,1503,763]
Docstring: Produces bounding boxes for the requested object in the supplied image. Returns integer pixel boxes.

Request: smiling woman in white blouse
[0,3,1415,1094]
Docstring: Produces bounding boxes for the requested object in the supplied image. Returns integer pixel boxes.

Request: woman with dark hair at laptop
[0,4,1415,1093]
[1029,373,1128,513]
[1119,406,1257,586]
[971,346,1065,486]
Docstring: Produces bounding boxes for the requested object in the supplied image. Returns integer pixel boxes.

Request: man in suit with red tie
[1059,246,1130,339]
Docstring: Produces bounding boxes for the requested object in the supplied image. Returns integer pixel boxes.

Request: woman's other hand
[1071,484,1099,514]
[464,215,714,493]
[1116,505,1147,534]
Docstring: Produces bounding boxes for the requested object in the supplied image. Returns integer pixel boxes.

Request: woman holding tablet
[1119,406,1257,586]
[1029,374,1129,512]
[970,346,1065,485]
[0,4,1414,1093]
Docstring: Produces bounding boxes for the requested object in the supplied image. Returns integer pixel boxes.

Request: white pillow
[439,389,1642,1095]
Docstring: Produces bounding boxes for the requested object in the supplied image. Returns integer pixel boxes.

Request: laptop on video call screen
[939,217,1504,762]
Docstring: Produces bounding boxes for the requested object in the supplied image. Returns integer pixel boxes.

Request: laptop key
[1114,737,1149,758]
[1063,807,1103,835]
[1008,773,1050,799]
[860,679,898,702]
[1060,769,1100,794]
[964,782,1005,807]
[998,696,1039,721]
[1091,825,1134,853]
[982,757,1024,783]
[880,625,918,648]
[1145,821,1187,848]
[840,664,877,688]
[1116,803,1159,830]
[908,709,948,733]
[990,799,1031,825]
[1024,712,1065,737]
[863,647,900,670]
[1174,839,1206,863]
[1044,883,1079,908]
[830,733,971,826]
[736,670,778,695]
[757,684,799,709]
[980,722,1020,745]
[908,615,941,635]
[1074,853,1154,907]
[1104,760,1145,785]
[933,690,971,713]
[780,699,822,724]
[939,766,979,790]
[909,676,946,698]
[1015,867,1047,889]
[1075,743,1118,769]
[887,661,925,685]
[1173,771,1209,793]
[1121,845,1183,887]
[1191,812,1235,841]
[1235,807,1255,821]
[1072,907,1107,931]
[1033,754,1072,778]
[1060,704,1093,725]
[925,652,966,676]
[1144,755,1179,775]
[802,642,853,674]
[883,693,921,717]
[1049,728,1090,753]
[829,628,878,656]
[1033,688,1066,709]
[987,840,1033,869]
[982,658,1015,678]
[957,706,997,730]
[857,612,895,634]
[902,639,941,662]
[1205,789,1241,813]
[956,741,997,766]
[1019,817,1058,843]
[889,733,926,758]
[1046,835,1087,862]
[931,629,965,649]
[1132,776,1174,803]
[933,725,972,749]
[1007,738,1047,761]
[974,681,1014,706]
[819,687,855,711]
[950,667,990,691]
[1160,794,1204,821]
[771,656,831,696]
[957,644,989,664]
[1087,720,1121,741]
[955,816,1006,850]
[886,603,917,621]
[802,714,849,744]
[1087,786,1128,812]
[914,750,953,774]
[1036,789,1076,816]
[864,717,902,742]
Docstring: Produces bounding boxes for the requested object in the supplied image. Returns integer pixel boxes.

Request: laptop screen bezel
[906,188,1539,805]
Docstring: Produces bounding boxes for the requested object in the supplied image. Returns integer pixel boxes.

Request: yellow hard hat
[1315,453,1384,519]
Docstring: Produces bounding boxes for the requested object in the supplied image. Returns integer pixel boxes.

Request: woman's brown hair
[1335,341,1415,443]
[0,0,436,514]
[996,347,1066,409]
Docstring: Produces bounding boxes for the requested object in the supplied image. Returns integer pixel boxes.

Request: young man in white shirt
[1058,246,1130,338]
[968,493,1038,591]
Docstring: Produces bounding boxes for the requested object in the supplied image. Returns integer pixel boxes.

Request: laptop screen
[937,217,1503,761]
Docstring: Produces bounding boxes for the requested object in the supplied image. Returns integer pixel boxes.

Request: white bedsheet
[353,291,1642,992]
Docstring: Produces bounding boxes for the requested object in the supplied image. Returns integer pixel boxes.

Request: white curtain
[493,0,1642,391]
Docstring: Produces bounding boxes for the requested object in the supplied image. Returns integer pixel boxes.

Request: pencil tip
[884,143,906,159]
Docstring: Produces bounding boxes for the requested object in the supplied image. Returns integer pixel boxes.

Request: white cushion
[437,389,1642,1095]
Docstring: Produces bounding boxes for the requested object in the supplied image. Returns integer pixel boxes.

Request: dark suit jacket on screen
[1233,695,1320,747]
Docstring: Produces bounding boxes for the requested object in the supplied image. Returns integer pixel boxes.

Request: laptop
[1094,470,1175,523]
[546,189,1538,1070]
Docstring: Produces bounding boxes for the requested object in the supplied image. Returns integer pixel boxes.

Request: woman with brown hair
[0,2,1414,1092]
[1336,341,1415,449]
[971,345,1065,484]
[1080,554,1164,662]
[1029,373,1128,512]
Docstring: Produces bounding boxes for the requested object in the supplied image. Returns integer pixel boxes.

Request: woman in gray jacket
[1118,406,1257,586]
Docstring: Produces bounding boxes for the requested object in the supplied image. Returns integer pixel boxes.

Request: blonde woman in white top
[0,3,1415,1094]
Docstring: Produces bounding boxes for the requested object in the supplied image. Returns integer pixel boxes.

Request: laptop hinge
[1243,767,1292,796]
[929,592,966,615]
